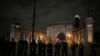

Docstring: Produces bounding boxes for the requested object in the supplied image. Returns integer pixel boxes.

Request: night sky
[0,0,100,37]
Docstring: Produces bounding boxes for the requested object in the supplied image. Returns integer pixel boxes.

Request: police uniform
[23,40,28,56]
[18,40,24,56]
[30,40,37,56]
[55,42,61,56]
[61,42,68,56]
[38,41,46,56]
[47,43,53,56]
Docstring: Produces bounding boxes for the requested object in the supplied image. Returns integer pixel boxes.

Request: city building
[10,15,94,46]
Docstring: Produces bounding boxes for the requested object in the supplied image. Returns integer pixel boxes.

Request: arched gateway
[47,22,73,45]
[57,32,66,42]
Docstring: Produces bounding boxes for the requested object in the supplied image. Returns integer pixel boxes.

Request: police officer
[42,42,46,56]
[47,42,53,56]
[90,44,96,56]
[7,39,11,56]
[38,41,42,56]
[10,38,16,56]
[23,39,28,56]
[5,38,10,56]
[0,37,5,56]
[55,42,61,56]
[71,42,76,56]
[79,43,84,56]
[61,41,68,56]
[18,39,24,56]
[18,38,28,56]
[30,40,37,56]
[38,41,46,56]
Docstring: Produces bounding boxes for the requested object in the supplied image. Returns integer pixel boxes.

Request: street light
[32,0,36,40]
[40,34,43,40]
[67,34,71,38]
[66,33,73,47]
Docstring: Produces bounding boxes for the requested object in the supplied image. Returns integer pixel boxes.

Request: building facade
[10,15,94,46]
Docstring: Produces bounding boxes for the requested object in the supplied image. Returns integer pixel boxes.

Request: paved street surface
[13,45,100,56]
[0,45,100,56]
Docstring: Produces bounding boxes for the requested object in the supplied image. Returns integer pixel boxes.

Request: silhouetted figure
[55,42,61,56]
[79,43,84,56]
[18,40,24,56]
[18,39,28,56]
[30,40,37,56]
[7,40,11,56]
[42,42,46,56]
[38,41,42,56]
[47,42,53,56]
[71,43,76,56]
[90,44,96,56]
[0,37,5,56]
[23,40,28,56]
[61,42,68,56]
[38,41,46,56]
[10,39,16,56]
[4,39,9,56]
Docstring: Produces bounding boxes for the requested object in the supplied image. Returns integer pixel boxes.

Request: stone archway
[57,32,66,42]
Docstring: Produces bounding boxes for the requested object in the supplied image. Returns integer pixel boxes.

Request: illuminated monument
[47,15,94,46]
[10,15,94,46]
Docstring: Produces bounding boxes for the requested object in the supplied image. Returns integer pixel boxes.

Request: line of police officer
[30,40,68,56]
[0,37,96,56]
[0,37,69,56]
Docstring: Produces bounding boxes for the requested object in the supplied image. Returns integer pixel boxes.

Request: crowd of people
[0,37,96,56]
